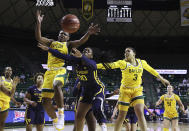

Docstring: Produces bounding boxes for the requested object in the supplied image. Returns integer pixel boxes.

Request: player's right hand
[36,10,44,23]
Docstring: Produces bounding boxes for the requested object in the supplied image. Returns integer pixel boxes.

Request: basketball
[60,14,80,33]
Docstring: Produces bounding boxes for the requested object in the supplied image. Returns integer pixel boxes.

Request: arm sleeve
[160,95,164,101]
[97,60,126,70]
[73,79,80,97]
[81,55,96,70]
[48,48,79,62]
[142,60,159,77]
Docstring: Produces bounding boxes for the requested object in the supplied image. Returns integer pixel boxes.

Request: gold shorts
[118,85,144,112]
[0,99,10,112]
[163,111,178,120]
[42,68,67,99]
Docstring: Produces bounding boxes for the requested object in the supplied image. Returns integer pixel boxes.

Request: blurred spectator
[183,78,187,85]
[20,73,26,84]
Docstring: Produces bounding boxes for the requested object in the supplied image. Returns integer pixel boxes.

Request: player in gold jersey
[0,67,20,131]
[155,85,186,131]
[97,47,170,131]
[35,10,100,130]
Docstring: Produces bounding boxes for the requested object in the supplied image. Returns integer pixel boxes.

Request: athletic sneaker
[54,111,65,130]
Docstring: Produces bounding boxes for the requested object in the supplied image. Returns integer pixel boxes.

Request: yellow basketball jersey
[120,59,143,87]
[160,94,180,114]
[97,59,159,88]
[0,76,13,102]
[47,41,68,68]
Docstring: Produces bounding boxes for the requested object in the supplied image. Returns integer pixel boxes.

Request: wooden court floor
[4,122,189,131]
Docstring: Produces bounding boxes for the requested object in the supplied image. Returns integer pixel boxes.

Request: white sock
[83,124,87,131]
[100,123,107,131]
[58,108,64,112]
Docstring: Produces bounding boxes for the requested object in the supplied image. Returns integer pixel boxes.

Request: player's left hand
[87,23,100,35]
[38,43,49,51]
[12,76,20,88]
[183,110,187,115]
[71,48,82,58]
[161,78,170,87]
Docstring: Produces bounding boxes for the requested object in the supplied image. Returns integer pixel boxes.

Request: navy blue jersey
[27,85,43,111]
[49,48,105,94]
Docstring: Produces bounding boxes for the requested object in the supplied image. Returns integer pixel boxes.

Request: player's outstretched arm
[35,10,53,46]
[157,75,170,87]
[38,43,79,62]
[177,99,186,114]
[142,60,170,86]
[68,23,100,48]
[144,105,155,116]
[155,98,163,107]
[111,101,118,121]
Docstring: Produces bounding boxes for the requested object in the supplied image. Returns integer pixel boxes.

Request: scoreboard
[107,0,132,22]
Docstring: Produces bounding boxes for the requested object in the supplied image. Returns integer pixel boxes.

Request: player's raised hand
[12,76,20,88]
[71,48,82,58]
[161,78,170,87]
[87,23,100,35]
[36,10,44,23]
[38,43,49,51]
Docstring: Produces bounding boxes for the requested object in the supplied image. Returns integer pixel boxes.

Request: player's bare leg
[171,119,178,131]
[26,124,32,131]
[134,104,147,131]
[124,122,131,131]
[0,111,8,131]
[36,124,44,131]
[53,80,65,130]
[85,111,96,131]
[131,123,137,131]
[114,110,127,131]
[163,119,170,131]
[42,98,57,119]
[76,102,92,131]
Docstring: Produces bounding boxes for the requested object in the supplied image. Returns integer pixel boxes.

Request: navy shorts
[25,108,45,125]
[80,85,102,104]
[125,112,138,124]
[92,91,106,124]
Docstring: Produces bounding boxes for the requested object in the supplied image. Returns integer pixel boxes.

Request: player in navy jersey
[73,78,96,131]
[73,78,119,131]
[38,43,110,131]
[24,73,44,131]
